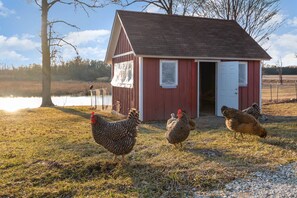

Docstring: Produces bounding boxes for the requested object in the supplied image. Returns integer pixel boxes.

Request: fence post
[101,89,104,110]
[93,90,97,109]
[90,90,93,107]
[276,83,279,103]
[295,81,297,100]
[270,83,272,102]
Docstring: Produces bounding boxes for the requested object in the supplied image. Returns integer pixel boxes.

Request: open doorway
[199,62,216,115]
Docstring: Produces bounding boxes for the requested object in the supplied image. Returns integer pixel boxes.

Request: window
[239,62,248,86]
[111,60,133,88]
[160,60,178,88]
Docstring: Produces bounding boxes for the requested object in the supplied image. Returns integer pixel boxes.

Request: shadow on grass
[260,122,297,152]
[186,146,272,172]
[265,115,297,123]
[54,106,117,121]
[54,106,90,119]
[28,160,194,197]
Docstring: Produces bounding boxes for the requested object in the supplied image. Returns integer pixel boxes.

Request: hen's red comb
[91,112,96,124]
[177,109,182,114]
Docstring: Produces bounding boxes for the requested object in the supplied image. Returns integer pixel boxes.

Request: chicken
[90,108,141,164]
[166,113,177,130]
[221,106,267,139]
[165,109,196,148]
[242,103,268,121]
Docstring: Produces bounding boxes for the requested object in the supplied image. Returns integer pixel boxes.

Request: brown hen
[221,106,267,139]
[165,109,196,148]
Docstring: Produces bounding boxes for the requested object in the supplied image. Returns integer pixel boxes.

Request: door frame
[196,60,221,118]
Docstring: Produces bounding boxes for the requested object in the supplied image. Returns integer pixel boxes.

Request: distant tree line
[263,66,297,75]
[0,58,111,82]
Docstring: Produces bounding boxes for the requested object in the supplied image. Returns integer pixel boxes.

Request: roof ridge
[116,9,236,23]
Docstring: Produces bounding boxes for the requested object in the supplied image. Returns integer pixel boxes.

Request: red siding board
[191,61,197,118]
[114,28,132,55]
[143,58,197,121]
[239,60,260,110]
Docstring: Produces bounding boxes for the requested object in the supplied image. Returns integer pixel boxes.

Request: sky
[0,0,297,67]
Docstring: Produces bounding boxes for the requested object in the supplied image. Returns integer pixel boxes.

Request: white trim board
[259,62,262,112]
[113,51,135,58]
[139,57,144,121]
[135,55,269,61]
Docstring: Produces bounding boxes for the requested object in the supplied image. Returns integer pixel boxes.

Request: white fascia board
[136,54,269,61]
[104,13,121,64]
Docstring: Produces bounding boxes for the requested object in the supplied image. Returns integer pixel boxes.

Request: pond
[0,95,112,112]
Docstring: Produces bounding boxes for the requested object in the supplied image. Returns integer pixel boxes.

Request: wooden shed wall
[143,58,197,121]
[112,28,138,116]
[239,60,260,110]
[114,28,132,55]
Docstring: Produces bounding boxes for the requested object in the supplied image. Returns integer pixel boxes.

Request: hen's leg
[113,154,118,162]
[240,133,244,139]
[233,132,237,139]
[121,155,126,164]
[180,143,183,149]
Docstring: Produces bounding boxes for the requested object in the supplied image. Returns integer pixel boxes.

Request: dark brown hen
[91,108,141,164]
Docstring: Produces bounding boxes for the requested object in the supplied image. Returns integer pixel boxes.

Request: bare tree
[115,0,203,15]
[195,0,283,44]
[277,57,283,85]
[33,0,103,107]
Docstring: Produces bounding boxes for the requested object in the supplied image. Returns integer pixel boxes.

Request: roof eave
[136,54,271,61]
[105,11,136,64]
[104,12,121,64]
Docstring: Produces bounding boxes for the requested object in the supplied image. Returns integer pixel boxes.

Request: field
[262,75,297,83]
[262,75,297,103]
[0,103,296,197]
[0,80,112,97]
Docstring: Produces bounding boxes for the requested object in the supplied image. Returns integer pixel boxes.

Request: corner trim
[139,57,144,121]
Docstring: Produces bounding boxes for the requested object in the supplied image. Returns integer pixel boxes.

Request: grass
[0,104,296,197]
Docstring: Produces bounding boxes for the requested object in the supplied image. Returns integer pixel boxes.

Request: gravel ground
[195,162,297,198]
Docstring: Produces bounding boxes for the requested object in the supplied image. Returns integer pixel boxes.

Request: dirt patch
[195,116,225,130]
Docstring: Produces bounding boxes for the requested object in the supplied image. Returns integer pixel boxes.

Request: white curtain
[111,60,134,88]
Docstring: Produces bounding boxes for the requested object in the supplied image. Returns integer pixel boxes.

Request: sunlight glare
[0,97,41,112]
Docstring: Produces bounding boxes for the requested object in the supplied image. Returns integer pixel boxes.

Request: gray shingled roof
[117,10,271,60]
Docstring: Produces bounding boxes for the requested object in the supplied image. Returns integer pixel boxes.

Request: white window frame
[159,60,178,88]
[239,62,248,87]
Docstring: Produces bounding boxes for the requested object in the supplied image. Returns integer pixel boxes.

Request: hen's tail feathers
[189,119,196,130]
[128,108,141,124]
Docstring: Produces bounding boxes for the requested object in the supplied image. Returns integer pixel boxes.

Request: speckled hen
[90,108,141,164]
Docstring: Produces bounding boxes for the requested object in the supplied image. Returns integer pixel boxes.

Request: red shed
[105,10,271,121]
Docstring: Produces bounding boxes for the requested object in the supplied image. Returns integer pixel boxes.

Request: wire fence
[262,82,297,104]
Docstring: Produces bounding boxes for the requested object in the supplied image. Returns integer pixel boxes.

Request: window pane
[162,62,176,85]
[239,63,247,86]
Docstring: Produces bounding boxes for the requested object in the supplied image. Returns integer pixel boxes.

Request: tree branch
[48,20,80,30]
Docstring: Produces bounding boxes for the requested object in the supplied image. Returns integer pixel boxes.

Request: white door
[216,61,239,116]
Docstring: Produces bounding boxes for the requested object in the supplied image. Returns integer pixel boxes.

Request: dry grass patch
[0,103,296,197]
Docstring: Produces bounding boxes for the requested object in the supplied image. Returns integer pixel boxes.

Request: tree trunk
[41,0,54,107]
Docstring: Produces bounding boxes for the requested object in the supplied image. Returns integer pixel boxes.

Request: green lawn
[0,104,296,197]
